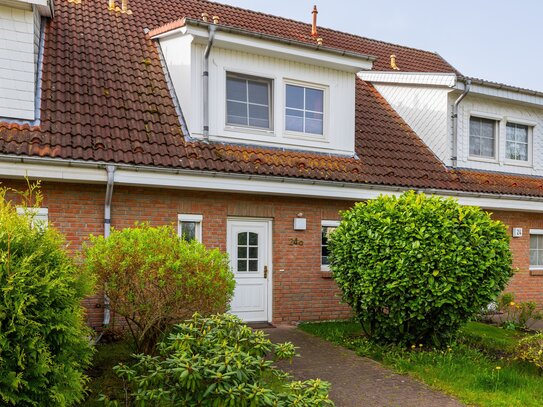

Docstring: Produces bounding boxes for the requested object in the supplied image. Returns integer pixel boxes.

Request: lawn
[299,320,543,407]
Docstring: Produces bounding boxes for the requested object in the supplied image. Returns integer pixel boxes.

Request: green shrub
[84,223,235,354]
[329,191,513,346]
[0,184,95,406]
[496,293,542,331]
[516,333,543,372]
[101,313,333,406]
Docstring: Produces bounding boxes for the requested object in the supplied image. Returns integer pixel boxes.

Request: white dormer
[153,19,374,156]
[360,72,543,177]
[0,0,52,122]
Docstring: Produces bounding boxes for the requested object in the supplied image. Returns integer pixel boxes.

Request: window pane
[248,260,258,272]
[530,249,538,266]
[305,88,323,112]
[248,81,269,105]
[249,246,258,259]
[248,104,269,128]
[305,112,323,135]
[238,246,247,259]
[180,222,196,241]
[238,232,247,245]
[238,260,247,272]
[470,118,481,137]
[249,232,258,245]
[481,137,494,157]
[227,101,248,125]
[516,125,528,143]
[506,123,515,141]
[286,109,304,132]
[469,136,480,156]
[531,235,538,250]
[519,143,528,161]
[286,85,304,109]
[227,77,247,102]
[481,121,494,139]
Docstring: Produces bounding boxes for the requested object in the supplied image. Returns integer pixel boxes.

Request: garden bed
[299,320,543,407]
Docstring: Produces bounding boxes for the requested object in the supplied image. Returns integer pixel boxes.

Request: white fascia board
[0,161,106,183]
[456,81,543,108]
[1,0,52,16]
[183,26,373,73]
[358,72,457,87]
[3,159,543,212]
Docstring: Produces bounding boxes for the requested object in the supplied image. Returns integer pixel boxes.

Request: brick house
[1,0,543,328]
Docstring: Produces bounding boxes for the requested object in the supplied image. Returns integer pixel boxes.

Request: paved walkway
[264,326,464,407]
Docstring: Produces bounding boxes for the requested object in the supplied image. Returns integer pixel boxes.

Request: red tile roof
[0,0,541,199]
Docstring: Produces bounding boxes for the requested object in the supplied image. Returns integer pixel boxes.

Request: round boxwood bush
[329,191,513,346]
[84,223,235,354]
[0,185,95,405]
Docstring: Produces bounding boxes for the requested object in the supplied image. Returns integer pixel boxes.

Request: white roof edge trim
[3,158,543,213]
[358,72,457,87]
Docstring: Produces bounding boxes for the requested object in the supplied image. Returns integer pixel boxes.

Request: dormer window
[469,116,497,159]
[285,83,325,136]
[226,73,272,130]
[506,122,529,161]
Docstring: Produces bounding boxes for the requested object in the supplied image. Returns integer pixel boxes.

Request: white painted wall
[0,3,38,121]
[160,34,357,155]
[373,83,451,165]
[455,93,543,175]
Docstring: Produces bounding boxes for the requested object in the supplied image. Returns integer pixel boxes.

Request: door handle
[264,266,268,279]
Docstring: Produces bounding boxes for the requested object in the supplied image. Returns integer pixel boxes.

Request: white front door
[227,219,271,322]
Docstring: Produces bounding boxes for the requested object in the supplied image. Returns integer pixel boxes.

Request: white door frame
[227,217,273,323]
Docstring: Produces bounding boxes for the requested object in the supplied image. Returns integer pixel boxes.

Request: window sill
[504,159,532,168]
[224,125,275,136]
[320,271,333,279]
[284,130,328,143]
[530,269,543,276]
[468,155,499,164]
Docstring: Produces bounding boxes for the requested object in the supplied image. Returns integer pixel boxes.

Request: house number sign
[289,237,304,246]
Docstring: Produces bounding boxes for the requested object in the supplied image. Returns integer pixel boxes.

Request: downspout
[95,165,115,343]
[202,24,217,141]
[451,78,471,168]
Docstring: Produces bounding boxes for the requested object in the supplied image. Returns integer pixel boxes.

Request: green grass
[299,320,543,407]
[80,340,133,406]
[459,321,527,355]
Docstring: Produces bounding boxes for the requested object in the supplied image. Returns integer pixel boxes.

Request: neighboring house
[1,0,542,327]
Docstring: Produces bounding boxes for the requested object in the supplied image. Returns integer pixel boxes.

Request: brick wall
[3,180,353,326]
[491,210,543,305]
[4,179,543,327]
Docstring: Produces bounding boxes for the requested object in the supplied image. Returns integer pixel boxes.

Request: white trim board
[2,160,543,212]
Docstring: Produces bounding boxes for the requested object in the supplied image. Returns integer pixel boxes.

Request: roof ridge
[201,0,456,64]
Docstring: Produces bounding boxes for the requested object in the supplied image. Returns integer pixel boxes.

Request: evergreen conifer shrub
[0,185,95,406]
[330,191,513,346]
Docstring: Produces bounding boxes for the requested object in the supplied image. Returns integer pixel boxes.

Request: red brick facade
[4,180,542,328]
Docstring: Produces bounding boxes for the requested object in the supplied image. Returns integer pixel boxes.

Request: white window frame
[530,229,543,271]
[504,121,533,167]
[16,207,48,229]
[284,79,329,141]
[225,72,274,131]
[321,220,340,271]
[178,214,203,243]
[468,115,499,162]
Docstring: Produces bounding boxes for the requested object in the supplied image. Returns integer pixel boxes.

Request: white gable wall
[373,83,451,165]
[0,3,38,121]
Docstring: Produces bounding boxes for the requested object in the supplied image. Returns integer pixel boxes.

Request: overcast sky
[221,0,541,91]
